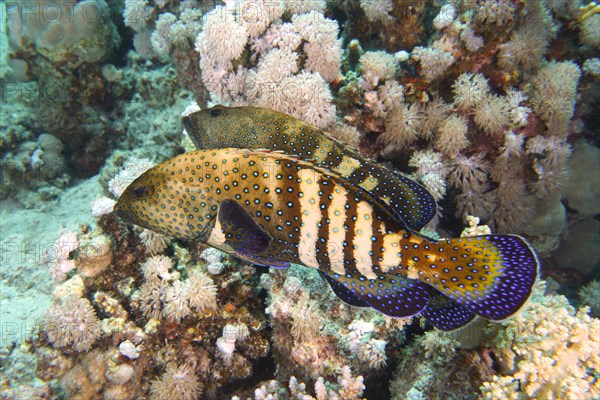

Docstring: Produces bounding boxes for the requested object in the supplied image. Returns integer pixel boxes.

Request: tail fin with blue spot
[424,234,539,322]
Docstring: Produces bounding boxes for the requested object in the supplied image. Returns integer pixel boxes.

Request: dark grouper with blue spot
[115,148,539,330]
[183,105,437,236]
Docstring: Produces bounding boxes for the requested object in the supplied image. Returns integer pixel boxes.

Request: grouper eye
[133,185,148,198]
[210,108,223,117]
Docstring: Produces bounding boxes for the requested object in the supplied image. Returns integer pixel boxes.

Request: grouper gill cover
[182,105,437,235]
[115,148,539,330]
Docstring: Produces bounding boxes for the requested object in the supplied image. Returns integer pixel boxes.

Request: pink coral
[46,231,79,282]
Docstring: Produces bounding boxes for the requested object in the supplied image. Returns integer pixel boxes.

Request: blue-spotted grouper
[182,105,437,236]
[115,148,539,330]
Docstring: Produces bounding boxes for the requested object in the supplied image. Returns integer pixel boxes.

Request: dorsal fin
[231,148,405,228]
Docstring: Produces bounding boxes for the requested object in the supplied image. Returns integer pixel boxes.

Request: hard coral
[481,282,600,399]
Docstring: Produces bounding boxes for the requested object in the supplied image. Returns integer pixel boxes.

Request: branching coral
[237,365,365,400]
[481,282,600,399]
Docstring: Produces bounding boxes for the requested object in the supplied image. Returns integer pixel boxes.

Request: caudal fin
[425,234,539,321]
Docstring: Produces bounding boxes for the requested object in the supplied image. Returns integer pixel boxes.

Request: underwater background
[0,0,598,399]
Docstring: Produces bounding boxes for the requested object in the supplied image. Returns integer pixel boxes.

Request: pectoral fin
[217,199,272,255]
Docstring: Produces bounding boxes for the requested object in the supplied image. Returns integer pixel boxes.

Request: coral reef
[331,0,590,239]
[4,0,121,174]
[388,282,599,400]
[1,0,599,399]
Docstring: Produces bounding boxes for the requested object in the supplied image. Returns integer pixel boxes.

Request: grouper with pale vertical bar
[182,105,437,235]
[114,148,539,330]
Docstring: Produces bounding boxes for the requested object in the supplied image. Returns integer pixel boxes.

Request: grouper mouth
[113,202,132,222]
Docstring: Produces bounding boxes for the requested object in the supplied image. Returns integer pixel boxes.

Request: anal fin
[421,290,476,331]
[320,271,370,307]
[321,271,430,318]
